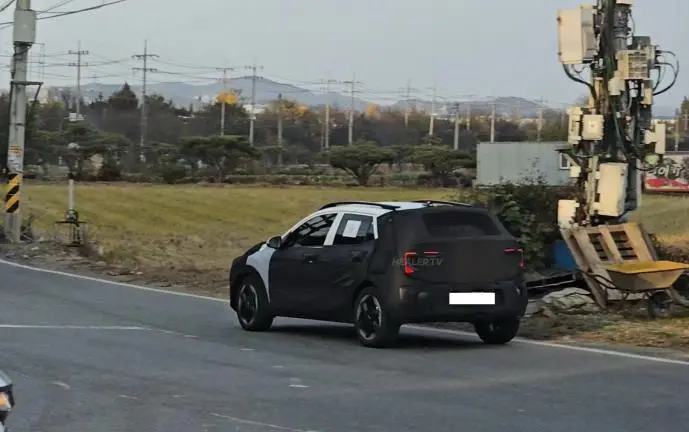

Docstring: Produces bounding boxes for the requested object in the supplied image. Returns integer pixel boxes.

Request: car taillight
[403,252,416,275]
[504,248,524,268]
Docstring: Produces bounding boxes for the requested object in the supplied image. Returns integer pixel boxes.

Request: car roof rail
[412,199,473,207]
[319,201,400,211]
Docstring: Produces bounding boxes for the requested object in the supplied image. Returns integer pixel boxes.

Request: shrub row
[54,169,477,188]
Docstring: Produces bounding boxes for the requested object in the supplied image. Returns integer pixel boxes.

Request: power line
[3,48,578,114]
[0,0,15,14]
[39,0,77,14]
[0,0,127,28]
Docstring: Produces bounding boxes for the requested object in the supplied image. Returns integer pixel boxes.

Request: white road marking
[117,394,140,400]
[0,324,149,330]
[3,258,689,366]
[151,328,198,338]
[0,258,229,303]
[210,413,320,432]
[52,381,70,389]
[289,378,308,388]
[240,348,255,351]
[406,325,689,367]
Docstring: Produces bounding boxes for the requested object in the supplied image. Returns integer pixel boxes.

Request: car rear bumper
[391,279,528,324]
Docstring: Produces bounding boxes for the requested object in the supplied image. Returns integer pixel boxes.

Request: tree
[108,83,139,111]
[179,135,260,181]
[410,144,474,186]
[389,144,414,172]
[27,130,63,170]
[97,132,132,163]
[60,122,104,178]
[327,140,395,186]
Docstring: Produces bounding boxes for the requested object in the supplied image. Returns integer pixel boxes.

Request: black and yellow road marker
[5,173,20,213]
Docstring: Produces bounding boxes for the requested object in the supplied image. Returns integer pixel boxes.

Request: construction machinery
[556,0,689,314]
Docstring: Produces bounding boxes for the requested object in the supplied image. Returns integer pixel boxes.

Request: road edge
[2,257,689,366]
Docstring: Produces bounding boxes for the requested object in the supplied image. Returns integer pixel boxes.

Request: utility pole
[216,67,235,136]
[277,93,283,167]
[404,79,413,128]
[674,115,680,152]
[132,40,158,171]
[453,102,460,150]
[321,78,338,149]
[342,73,362,145]
[677,113,689,151]
[490,103,496,143]
[68,41,88,120]
[4,0,37,242]
[537,98,544,142]
[465,102,471,130]
[244,62,264,145]
[429,84,436,136]
[556,0,676,226]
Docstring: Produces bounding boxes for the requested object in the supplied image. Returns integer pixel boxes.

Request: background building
[476,141,571,186]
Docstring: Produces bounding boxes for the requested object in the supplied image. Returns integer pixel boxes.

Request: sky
[0,0,686,109]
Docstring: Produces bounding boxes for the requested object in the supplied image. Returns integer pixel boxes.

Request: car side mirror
[266,236,283,249]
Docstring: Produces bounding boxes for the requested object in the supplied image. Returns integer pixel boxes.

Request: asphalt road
[2,260,689,432]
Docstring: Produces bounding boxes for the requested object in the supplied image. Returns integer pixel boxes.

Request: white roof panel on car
[318,201,428,216]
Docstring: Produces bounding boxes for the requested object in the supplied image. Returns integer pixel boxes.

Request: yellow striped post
[5,173,20,213]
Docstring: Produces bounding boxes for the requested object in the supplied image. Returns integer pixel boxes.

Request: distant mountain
[388,96,548,117]
[50,77,677,119]
[72,76,372,111]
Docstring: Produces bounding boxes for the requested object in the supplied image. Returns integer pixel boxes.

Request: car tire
[354,286,399,348]
[236,273,274,332]
[474,316,520,345]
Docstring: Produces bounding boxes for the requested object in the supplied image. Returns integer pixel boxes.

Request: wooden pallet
[560,222,655,307]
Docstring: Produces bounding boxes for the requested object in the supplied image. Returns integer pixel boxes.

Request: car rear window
[422,210,502,237]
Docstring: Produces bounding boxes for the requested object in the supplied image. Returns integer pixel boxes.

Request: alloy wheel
[356,294,382,341]
[237,283,259,325]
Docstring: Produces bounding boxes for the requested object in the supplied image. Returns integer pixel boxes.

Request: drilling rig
[555,0,689,315]
[556,0,679,228]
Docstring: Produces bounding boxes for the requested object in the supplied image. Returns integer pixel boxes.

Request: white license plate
[449,292,495,305]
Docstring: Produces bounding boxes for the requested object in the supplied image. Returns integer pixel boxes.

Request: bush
[461,176,576,270]
[97,158,122,181]
[158,164,187,184]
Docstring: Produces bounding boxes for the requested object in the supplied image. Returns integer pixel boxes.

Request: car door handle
[350,251,366,262]
[303,253,317,263]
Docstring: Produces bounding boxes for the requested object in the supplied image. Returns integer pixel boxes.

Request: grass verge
[22,183,452,290]
[16,182,689,351]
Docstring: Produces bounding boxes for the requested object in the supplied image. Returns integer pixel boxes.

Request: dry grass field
[22,183,686,267]
[22,183,452,282]
[630,194,689,245]
[20,182,685,286]
[16,182,689,349]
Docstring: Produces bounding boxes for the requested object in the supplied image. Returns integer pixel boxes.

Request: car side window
[332,214,375,246]
[286,213,337,247]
